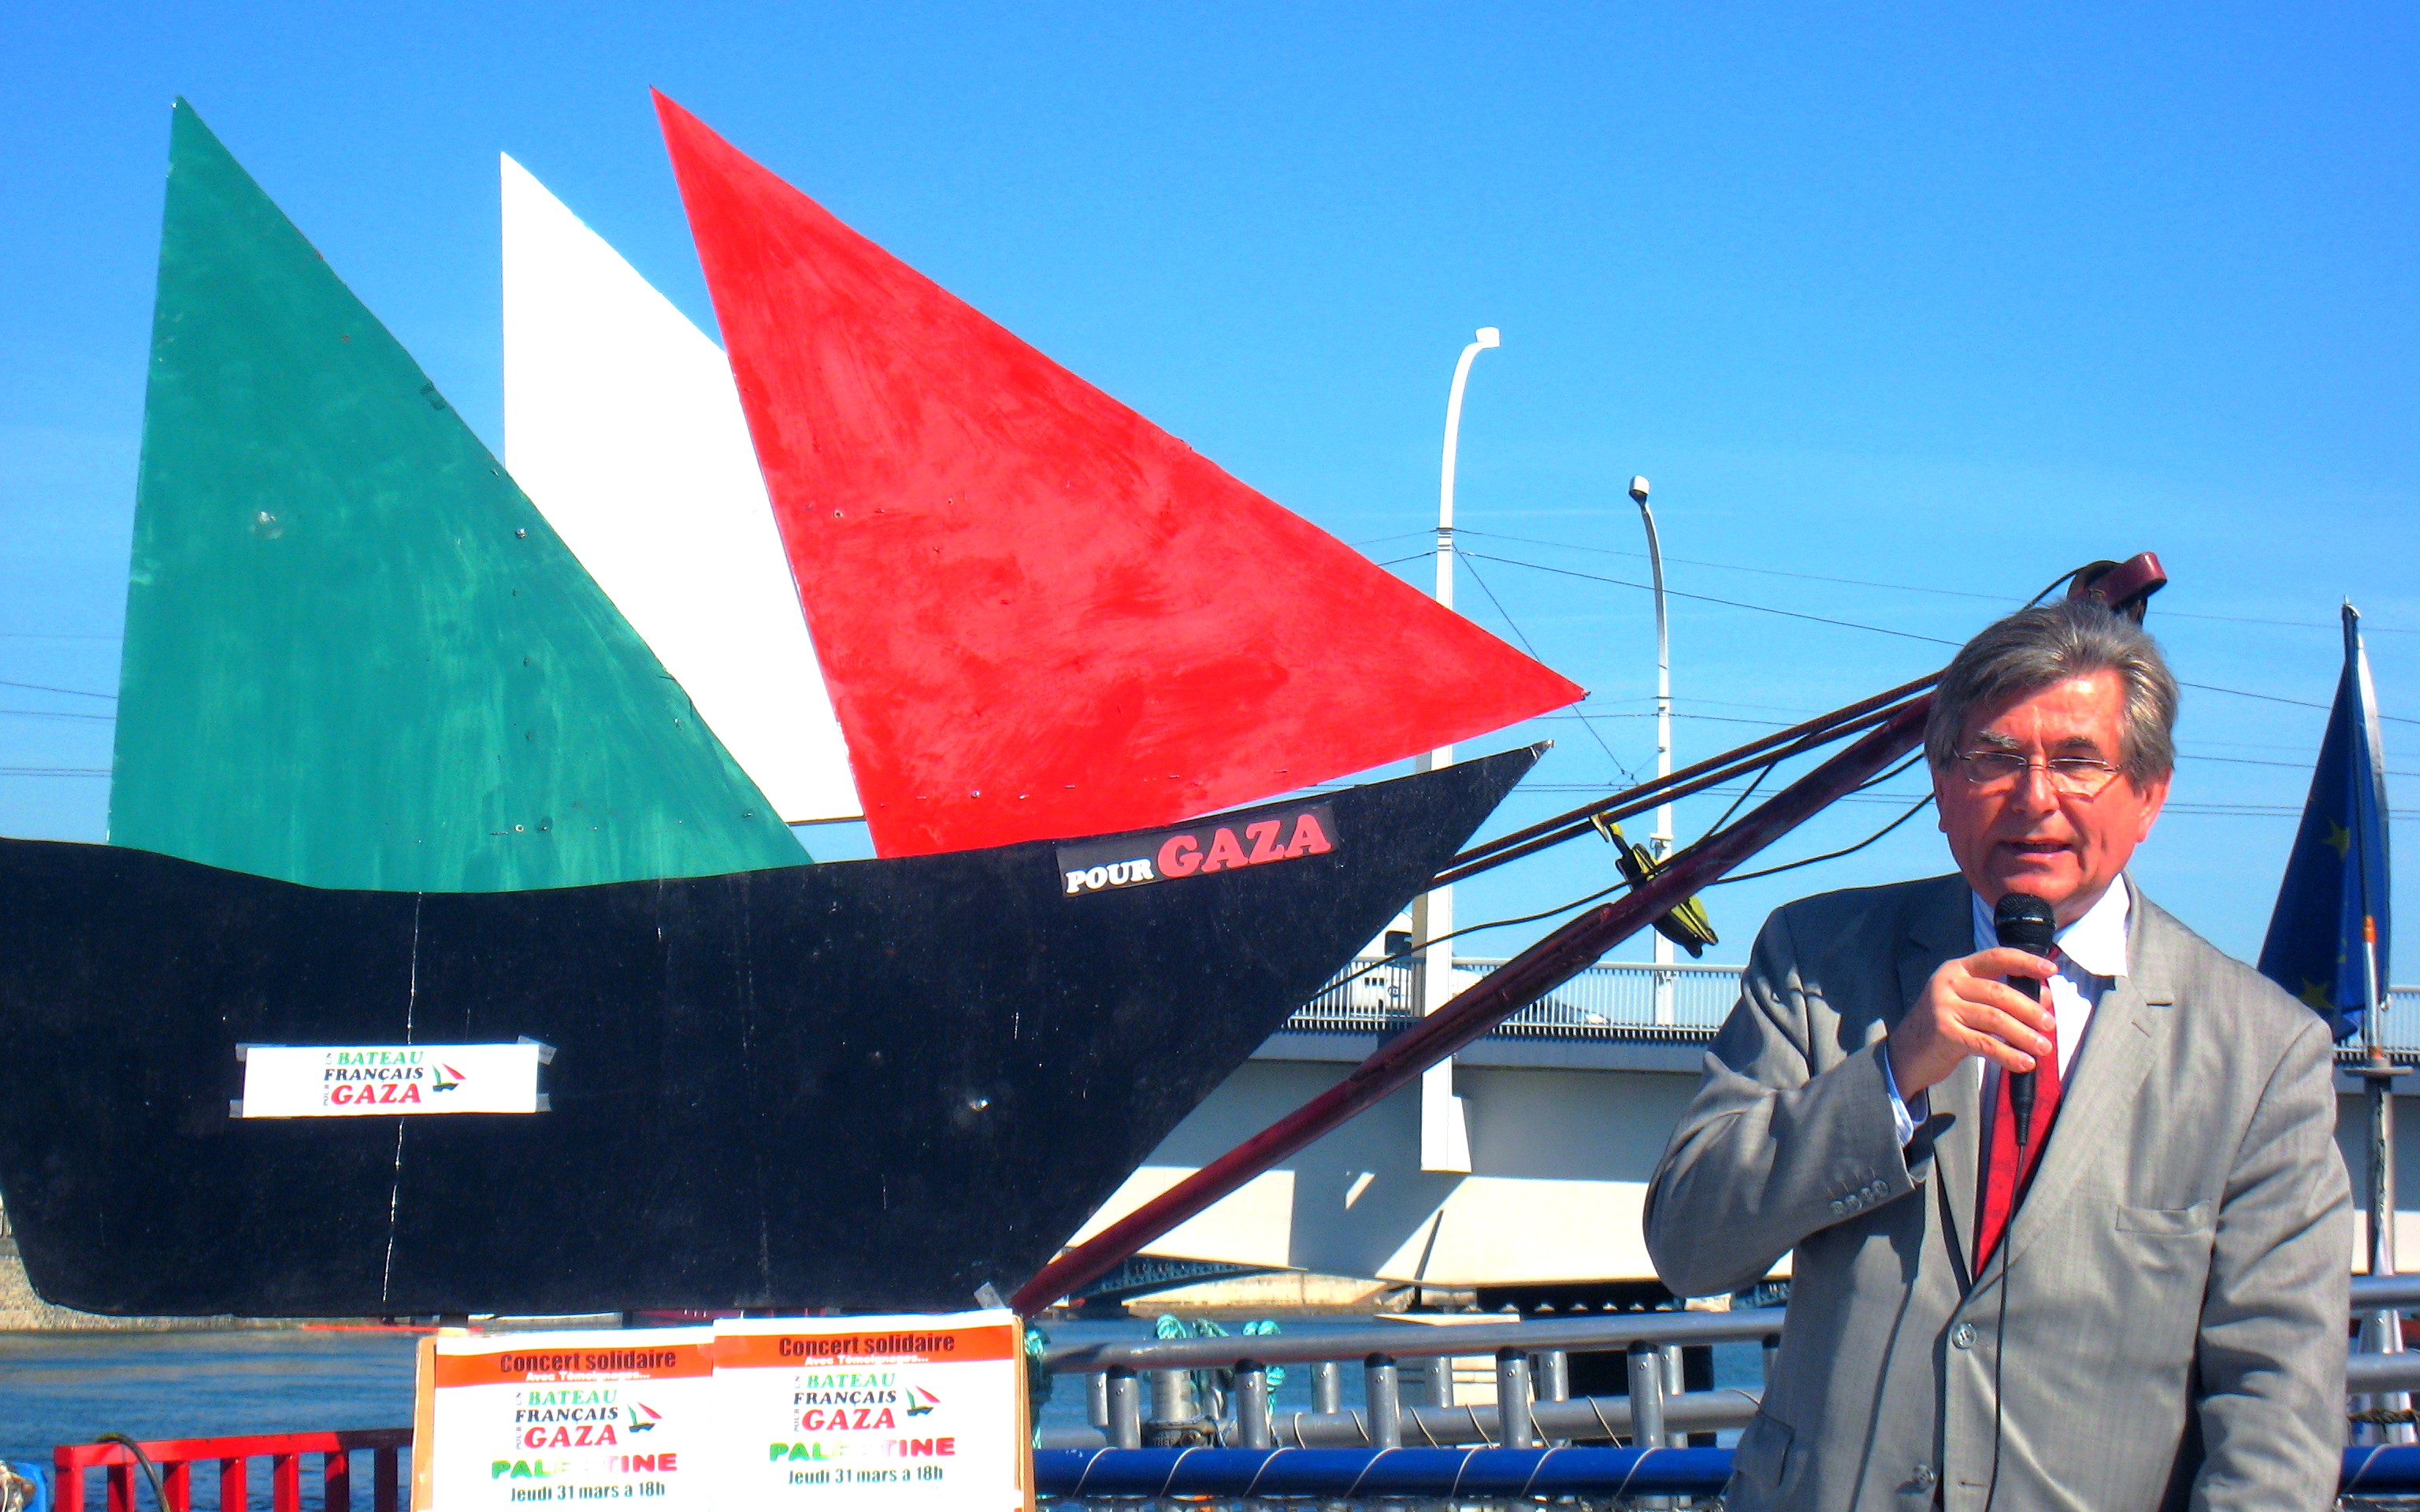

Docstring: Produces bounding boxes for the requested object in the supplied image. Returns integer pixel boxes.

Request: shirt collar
[1968,875,2131,979]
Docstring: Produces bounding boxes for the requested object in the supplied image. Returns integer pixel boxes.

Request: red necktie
[1976,987,2061,1271]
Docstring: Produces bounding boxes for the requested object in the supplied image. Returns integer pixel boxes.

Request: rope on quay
[1034,1444,2420,1499]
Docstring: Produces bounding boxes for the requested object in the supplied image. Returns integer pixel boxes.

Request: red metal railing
[53,1432,410,1512]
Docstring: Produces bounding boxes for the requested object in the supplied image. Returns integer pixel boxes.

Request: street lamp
[1629,475,1676,1026]
[1412,327,1498,1173]
[1431,327,1501,628]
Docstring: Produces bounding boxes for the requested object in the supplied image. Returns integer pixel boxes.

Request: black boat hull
[0,750,1534,1317]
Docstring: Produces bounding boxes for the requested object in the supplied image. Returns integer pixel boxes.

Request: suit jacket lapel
[1896,876,1982,1276]
[1991,879,2181,1277]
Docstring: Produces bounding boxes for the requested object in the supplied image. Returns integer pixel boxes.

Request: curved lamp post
[1416,327,1498,1173]
[1629,475,1676,1026]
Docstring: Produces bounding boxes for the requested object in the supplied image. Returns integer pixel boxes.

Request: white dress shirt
[1884,876,2131,1143]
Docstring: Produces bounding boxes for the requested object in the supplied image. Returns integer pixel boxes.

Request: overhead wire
[2182,680,2420,728]
[1531,710,1797,728]
[1419,530,2398,906]
[1300,877,1635,1004]
[1449,549,2420,731]
[1461,528,2017,605]
[1457,527,2420,636]
[0,677,115,702]
[1438,676,1939,883]
[1705,758,1772,832]
[1435,536,2419,728]
[1495,783,2420,817]
[1711,800,1936,887]
[1387,529,2420,737]
[1323,754,1936,998]
[1460,551,1965,647]
[2187,750,2420,776]
[2162,610,2420,636]
[1702,757,1936,887]
[1373,526,2410,895]
[1436,701,1921,884]
[1455,548,1639,785]
[1312,723,1925,995]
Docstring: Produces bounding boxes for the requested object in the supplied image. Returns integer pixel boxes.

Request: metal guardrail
[1263,1387,1766,1449]
[2349,1354,2420,1393]
[1044,1306,1782,1372]
[1287,958,1745,1040]
[1046,1286,2420,1455]
[1046,1309,1785,1453]
[2353,1276,2420,1310]
[1287,961,2420,1051]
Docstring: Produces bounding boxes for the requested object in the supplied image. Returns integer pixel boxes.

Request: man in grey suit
[1646,600,2352,1510]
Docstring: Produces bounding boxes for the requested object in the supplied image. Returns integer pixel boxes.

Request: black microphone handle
[2007,974,2040,1149]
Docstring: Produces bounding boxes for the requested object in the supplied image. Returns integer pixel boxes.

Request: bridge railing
[1286,960,2420,1054]
[1043,1306,1778,1454]
[39,1291,2420,1506]
[1039,1277,2420,1455]
[1286,958,1744,1040]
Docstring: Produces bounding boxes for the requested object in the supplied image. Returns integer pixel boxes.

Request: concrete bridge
[1077,958,2420,1302]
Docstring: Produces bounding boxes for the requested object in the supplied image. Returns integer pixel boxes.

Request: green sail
[108,102,807,891]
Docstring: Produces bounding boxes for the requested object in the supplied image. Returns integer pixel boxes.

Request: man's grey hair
[1924,599,2180,782]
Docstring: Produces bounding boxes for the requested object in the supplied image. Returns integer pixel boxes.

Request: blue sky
[2,2,2413,973]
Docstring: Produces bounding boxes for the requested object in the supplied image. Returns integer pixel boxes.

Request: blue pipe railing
[1034,1445,1734,1499]
[1036,1444,2420,1499]
[2343,1445,2420,1495]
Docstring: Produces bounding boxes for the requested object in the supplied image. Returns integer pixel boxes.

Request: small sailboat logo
[430,1064,466,1094]
[628,1403,662,1432]
[904,1385,940,1418]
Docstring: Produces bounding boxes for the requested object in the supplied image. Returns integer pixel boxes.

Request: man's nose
[2005,761,2060,810]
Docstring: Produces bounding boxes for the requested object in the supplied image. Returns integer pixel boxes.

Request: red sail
[656,92,1584,857]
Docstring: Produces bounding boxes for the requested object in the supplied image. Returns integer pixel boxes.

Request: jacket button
[1951,1322,1977,1349]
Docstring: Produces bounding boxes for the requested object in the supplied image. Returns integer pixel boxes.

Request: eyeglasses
[1954,750,2125,799]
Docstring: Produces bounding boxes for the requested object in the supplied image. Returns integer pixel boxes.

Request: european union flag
[2259,603,2392,1042]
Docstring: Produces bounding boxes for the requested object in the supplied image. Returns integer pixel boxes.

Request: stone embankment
[0,1236,257,1332]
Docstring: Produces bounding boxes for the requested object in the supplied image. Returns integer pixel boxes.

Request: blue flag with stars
[2259,603,2392,1042]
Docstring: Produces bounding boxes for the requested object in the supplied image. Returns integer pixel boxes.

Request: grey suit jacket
[1645,874,2351,1512]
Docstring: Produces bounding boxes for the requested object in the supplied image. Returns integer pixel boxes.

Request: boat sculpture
[0,101,1580,1316]
[0,752,1531,1316]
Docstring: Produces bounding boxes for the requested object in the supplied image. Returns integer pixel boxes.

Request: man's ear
[2132,772,2172,840]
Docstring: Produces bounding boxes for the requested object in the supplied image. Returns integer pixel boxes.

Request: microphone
[1993,892,2058,1148]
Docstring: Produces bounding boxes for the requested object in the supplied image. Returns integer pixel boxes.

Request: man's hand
[1886,947,2057,1099]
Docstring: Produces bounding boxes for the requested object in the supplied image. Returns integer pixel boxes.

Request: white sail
[501,154,862,824]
